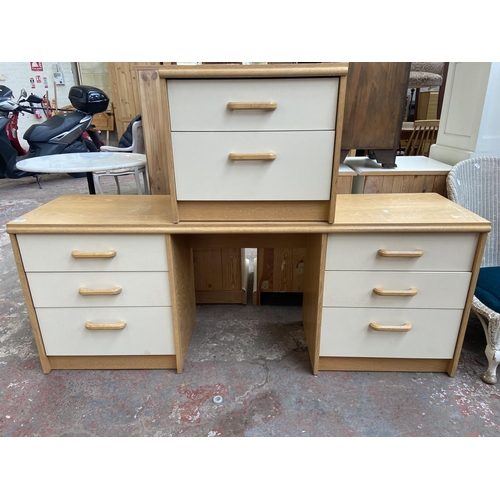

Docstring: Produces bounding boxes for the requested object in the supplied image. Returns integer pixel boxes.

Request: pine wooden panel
[336,175,354,195]
[166,235,196,373]
[195,290,246,304]
[193,247,246,304]
[193,248,224,291]
[177,200,330,222]
[329,73,348,222]
[221,248,242,291]
[360,174,448,197]
[318,356,449,372]
[257,247,305,294]
[302,234,326,375]
[108,62,170,137]
[48,355,176,370]
[292,248,306,292]
[272,248,293,292]
[448,232,489,376]
[136,69,176,208]
[9,235,51,373]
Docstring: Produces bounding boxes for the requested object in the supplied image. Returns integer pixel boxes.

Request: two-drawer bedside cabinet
[135,63,348,223]
[7,193,490,376]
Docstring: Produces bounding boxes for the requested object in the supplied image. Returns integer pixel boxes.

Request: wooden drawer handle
[79,286,122,296]
[377,249,424,258]
[72,250,117,259]
[373,287,418,297]
[227,101,277,110]
[229,152,276,161]
[369,322,412,332]
[85,321,126,330]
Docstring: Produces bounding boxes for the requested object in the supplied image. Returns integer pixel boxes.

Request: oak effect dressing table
[6,64,490,376]
[7,193,489,375]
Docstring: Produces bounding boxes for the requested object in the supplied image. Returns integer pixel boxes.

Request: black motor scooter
[0,85,109,185]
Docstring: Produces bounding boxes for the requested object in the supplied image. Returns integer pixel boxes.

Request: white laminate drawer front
[172,131,335,201]
[325,233,478,271]
[27,272,171,308]
[167,78,338,131]
[320,307,463,358]
[17,234,168,272]
[323,271,471,309]
[36,307,175,355]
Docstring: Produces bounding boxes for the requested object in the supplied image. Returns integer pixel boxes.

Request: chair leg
[475,309,500,384]
[134,169,143,195]
[482,344,500,384]
[94,175,104,195]
[142,170,149,194]
[114,176,121,195]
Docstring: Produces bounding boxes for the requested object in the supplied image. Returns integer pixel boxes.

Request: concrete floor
[1,172,500,438]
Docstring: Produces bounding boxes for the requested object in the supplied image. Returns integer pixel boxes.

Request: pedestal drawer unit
[136,63,348,223]
[15,233,176,372]
[319,232,480,372]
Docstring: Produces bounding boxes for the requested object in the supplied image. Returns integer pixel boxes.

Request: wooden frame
[135,63,349,224]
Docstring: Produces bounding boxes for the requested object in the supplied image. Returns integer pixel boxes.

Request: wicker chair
[447,157,500,383]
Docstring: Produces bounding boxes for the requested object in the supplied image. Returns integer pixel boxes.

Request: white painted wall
[0,62,78,149]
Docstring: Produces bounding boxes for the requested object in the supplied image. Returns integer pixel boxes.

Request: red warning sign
[30,62,44,72]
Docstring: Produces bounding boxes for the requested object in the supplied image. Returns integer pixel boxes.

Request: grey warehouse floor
[1,171,500,443]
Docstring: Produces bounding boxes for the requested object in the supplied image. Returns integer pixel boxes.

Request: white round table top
[17,152,147,173]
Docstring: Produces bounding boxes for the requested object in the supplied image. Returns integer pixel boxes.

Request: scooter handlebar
[16,105,35,114]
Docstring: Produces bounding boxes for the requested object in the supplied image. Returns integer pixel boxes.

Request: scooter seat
[24,111,89,143]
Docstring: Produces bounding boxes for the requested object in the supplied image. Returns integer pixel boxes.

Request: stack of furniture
[7,64,491,378]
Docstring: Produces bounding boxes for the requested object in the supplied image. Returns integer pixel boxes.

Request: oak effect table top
[6,193,491,235]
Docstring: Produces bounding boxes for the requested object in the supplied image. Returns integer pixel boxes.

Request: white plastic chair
[94,119,149,195]
[447,157,500,383]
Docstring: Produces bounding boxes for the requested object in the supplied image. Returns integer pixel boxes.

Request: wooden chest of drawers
[320,233,477,361]
[136,63,348,223]
[12,231,177,372]
[315,194,489,374]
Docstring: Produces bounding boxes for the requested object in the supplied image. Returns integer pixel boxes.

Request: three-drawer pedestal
[17,233,175,358]
[320,232,479,371]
